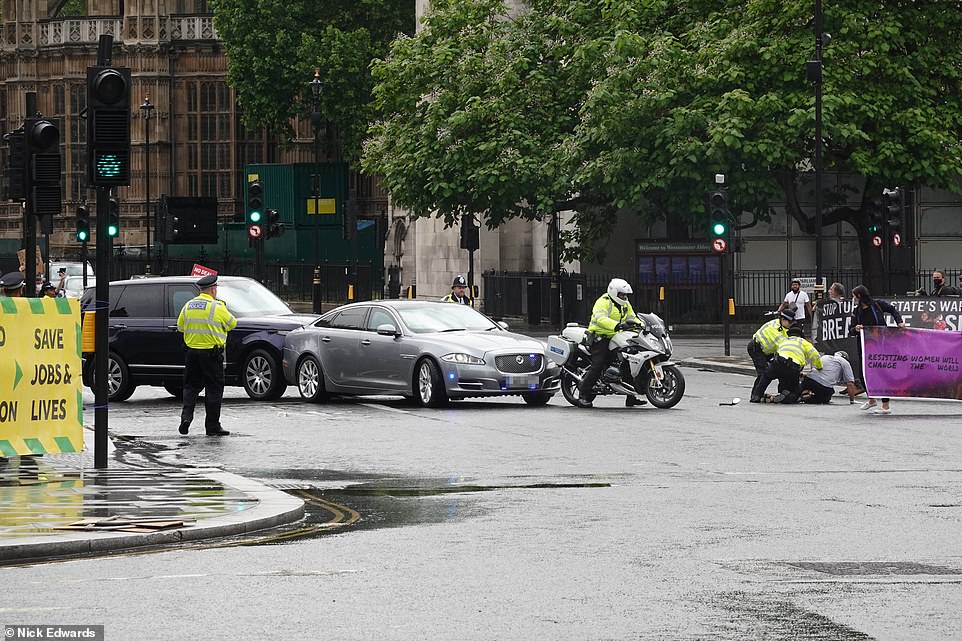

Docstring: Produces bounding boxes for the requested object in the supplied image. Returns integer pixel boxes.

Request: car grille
[495,353,543,374]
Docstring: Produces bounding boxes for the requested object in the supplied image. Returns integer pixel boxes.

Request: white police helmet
[607,278,632,307]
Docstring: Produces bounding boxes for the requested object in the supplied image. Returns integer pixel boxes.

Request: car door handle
[321,336,331,342]
[114,323,127,330]
[361,339,371,346]
[167,325,179,330]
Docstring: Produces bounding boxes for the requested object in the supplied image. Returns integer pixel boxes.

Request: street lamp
[309,69,323,313]
[140,97,155,272]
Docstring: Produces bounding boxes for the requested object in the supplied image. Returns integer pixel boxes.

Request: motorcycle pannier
[546,335,577,366]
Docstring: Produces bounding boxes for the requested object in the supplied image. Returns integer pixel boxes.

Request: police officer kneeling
[757,324,823,404]
[177,275,237,436]
[748,306,795,402]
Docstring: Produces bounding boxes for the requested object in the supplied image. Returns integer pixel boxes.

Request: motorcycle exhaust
[608,382,635,396]
[563,368,585,383]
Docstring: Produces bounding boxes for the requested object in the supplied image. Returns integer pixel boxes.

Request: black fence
[482,269,959,326]
[89,255,384,304]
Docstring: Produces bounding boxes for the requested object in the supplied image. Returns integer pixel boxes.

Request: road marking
[359,402,409,415]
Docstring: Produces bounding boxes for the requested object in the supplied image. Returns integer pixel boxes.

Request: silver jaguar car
[282,300,560,406]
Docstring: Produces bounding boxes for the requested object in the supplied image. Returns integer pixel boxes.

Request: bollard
[312,266,321,314]
[348,284,355,301]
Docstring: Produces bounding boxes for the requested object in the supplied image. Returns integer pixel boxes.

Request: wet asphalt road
[3,338,962,640]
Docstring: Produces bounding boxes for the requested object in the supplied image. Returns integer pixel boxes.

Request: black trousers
[748,340,773,400]
[578,336,612,400]
[757,356,803,402]
[181,347,226,431]
[800,377,835,404]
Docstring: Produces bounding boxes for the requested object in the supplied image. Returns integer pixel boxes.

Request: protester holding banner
[801,351,857,404]
[829,282,846,302]
[929,270,960,297]
[850,285,905,414]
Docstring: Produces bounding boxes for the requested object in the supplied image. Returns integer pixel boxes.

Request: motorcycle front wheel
[644,364,685,409]
[560,370,587,406]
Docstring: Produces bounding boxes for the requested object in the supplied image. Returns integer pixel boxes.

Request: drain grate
[788,561,960,576]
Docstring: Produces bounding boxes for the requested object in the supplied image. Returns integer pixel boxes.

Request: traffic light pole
[94,186,111,468]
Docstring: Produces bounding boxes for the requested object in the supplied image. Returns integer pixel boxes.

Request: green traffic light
[76,230,88,242]
[250,210,262,223]
[712,222,727,236]
[107,224,119,237]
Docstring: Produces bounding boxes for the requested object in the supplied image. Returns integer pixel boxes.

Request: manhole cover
[788,561,960,576]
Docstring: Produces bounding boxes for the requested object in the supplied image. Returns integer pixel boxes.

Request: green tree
[210,0,415,163]
[366,0,962,288]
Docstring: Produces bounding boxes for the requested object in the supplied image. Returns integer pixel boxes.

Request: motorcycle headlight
[441,353,485,365]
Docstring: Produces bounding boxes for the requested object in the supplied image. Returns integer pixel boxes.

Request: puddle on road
[232,475,611,547]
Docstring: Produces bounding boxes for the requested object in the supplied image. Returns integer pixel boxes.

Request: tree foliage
[210,0,415,163]
[364,0,962,275]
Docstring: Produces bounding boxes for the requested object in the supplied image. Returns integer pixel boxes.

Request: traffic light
[881,187,902,233]
[106,195,120,237]
[265,208,284,239]
[24,116,62,217]
[75,203,90,242]
[3,127,26,201]
[867,198,883,234]
[459,214,480,251]
[87,66,131,186]
[707,189,729,237]
[247,179,264,239]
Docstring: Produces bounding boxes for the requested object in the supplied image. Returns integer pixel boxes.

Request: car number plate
[505,374,536,388]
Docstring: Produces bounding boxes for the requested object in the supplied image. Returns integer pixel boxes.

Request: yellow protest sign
[0,297,84,457]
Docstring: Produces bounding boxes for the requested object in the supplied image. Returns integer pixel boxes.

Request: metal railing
[481,268,956,325]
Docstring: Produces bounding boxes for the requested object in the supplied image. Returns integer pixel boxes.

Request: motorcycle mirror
[719,398,741,406]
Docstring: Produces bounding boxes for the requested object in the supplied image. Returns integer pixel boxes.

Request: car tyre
[296,355,328,403]
[415,358,448,408]
[242,348,287,401]
[521,391,553,406]
[106,352,136,402]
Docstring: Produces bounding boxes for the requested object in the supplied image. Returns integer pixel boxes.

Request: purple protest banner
[861,326,962,400]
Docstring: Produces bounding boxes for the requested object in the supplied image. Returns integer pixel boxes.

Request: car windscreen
[216,279,293,317]
[395,304,498,334]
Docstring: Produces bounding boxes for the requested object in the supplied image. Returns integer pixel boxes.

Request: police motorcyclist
[748,306,796,402]
[575,278,646,408]
[440,275,472,305]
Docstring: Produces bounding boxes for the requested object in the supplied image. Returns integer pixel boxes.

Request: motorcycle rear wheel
[644,364,685,408]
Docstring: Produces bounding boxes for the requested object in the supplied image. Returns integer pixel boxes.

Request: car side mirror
[376,323,399,337]
[497,321,509,330]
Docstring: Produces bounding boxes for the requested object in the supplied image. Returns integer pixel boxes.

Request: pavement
[0,429,305,563]
[0,346,751,564]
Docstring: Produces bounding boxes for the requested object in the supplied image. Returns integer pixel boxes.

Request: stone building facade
[1,0,387,262]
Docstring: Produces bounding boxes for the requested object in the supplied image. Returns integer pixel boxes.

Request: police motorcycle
[546,313,685,409]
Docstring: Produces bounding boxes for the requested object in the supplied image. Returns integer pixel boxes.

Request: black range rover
[81,276,318,401]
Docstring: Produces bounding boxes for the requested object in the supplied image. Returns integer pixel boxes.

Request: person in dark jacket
[849,285,905,415]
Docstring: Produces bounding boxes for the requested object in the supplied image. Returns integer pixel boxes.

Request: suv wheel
[242,348,287,401]
[106,353,136,402]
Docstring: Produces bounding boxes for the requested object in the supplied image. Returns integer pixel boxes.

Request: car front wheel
[296,356,327,403]
[242,348,287,401]
[415,359,448,408]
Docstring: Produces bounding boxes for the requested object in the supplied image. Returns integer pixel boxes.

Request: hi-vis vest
[440,293,472,306]
[752,319,788,355]
[588,294,637,338]
[776,336,823,369]
[177,293,237,349]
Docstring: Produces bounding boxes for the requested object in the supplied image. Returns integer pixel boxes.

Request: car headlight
[441,353,485,365]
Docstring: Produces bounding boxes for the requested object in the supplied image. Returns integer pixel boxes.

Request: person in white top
[800,351,857,404]
[777,278,813,334]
